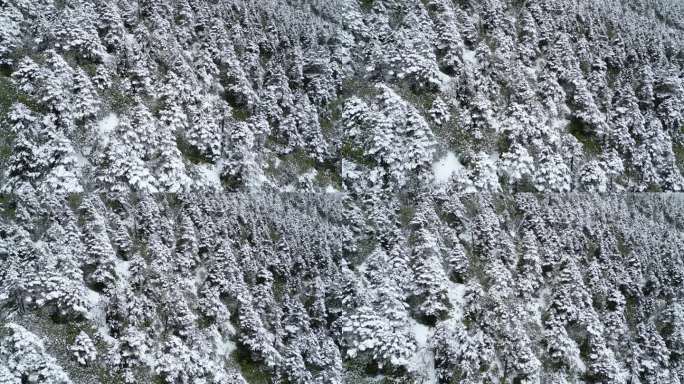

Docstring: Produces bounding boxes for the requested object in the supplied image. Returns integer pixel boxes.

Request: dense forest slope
[1,0,684,383]
[1,192,684,383]
[0,0,683,193]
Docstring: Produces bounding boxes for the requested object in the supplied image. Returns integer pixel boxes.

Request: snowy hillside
[1,0,683,193]
[1,0,684,383]
[1,193,684,383]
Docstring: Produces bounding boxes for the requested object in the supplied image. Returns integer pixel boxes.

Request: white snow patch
[413,322,431,346]
[436,71,453,92]
[195,163,223,188]
[301,169,317,182]
[463,50,478,66]
[571,343,588,373]
[210,327,237,358]
[432,151,464,185]
[409,320,438,384]
[85,288,110,342]
[531,288,551,327]
[447,281,467,320]
[247,168,271,190]
[217,337,236,357]
[194,266,208,292]
[96,113,119,146]
[114,259,131,282]
[553,118,570,130]
[85,289,104,324]
[280,184,295,192]
[74,151,89,169]
[124,32,139,51]
[100,52,116,67]
[325,184,342,194]
[85,288,101,308]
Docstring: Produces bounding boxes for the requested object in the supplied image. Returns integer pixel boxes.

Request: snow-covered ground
[407,282,466,384]
[432,151,464,185]
[462,50,478,66]
[447,281,466,320]
[409,320,438,384]
[195,163,223,188]
[211,326,237,359]
[326,184,341,194]
[96,113,119,147]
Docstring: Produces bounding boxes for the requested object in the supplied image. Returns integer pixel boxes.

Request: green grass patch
[320,117,334,137]
[0,76,46,117]
[359,0,374,12]
[106,86,135,113]
[315,167,343,190]
[567,117,602,156]
[0,76,16,118]
[339,77,380,99]
[285,148,316,171]
[0,138,12,163]
[232,106,251,121]
[394,83,437,112]
[176,134,211,165]
[231,348,271,384]
[399,205,415,227]
[646,184,663,192]
[342,355,388,383]
[272,275,286,303]
[674,141,684,173]
[63,51,99,77]
[275,148,342,189]
[320,96,346,139]
[0,195,16,219]
[67,194,83,211]
[340,142,376,168]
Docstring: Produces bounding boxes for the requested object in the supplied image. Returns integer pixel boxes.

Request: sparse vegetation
[567,118,602,156]
[674,142,684,173]
[232,349,271,384]
[232,105,251,122]
[176,134,211,164]
[359,0,375,12]
[106,86,134,113]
